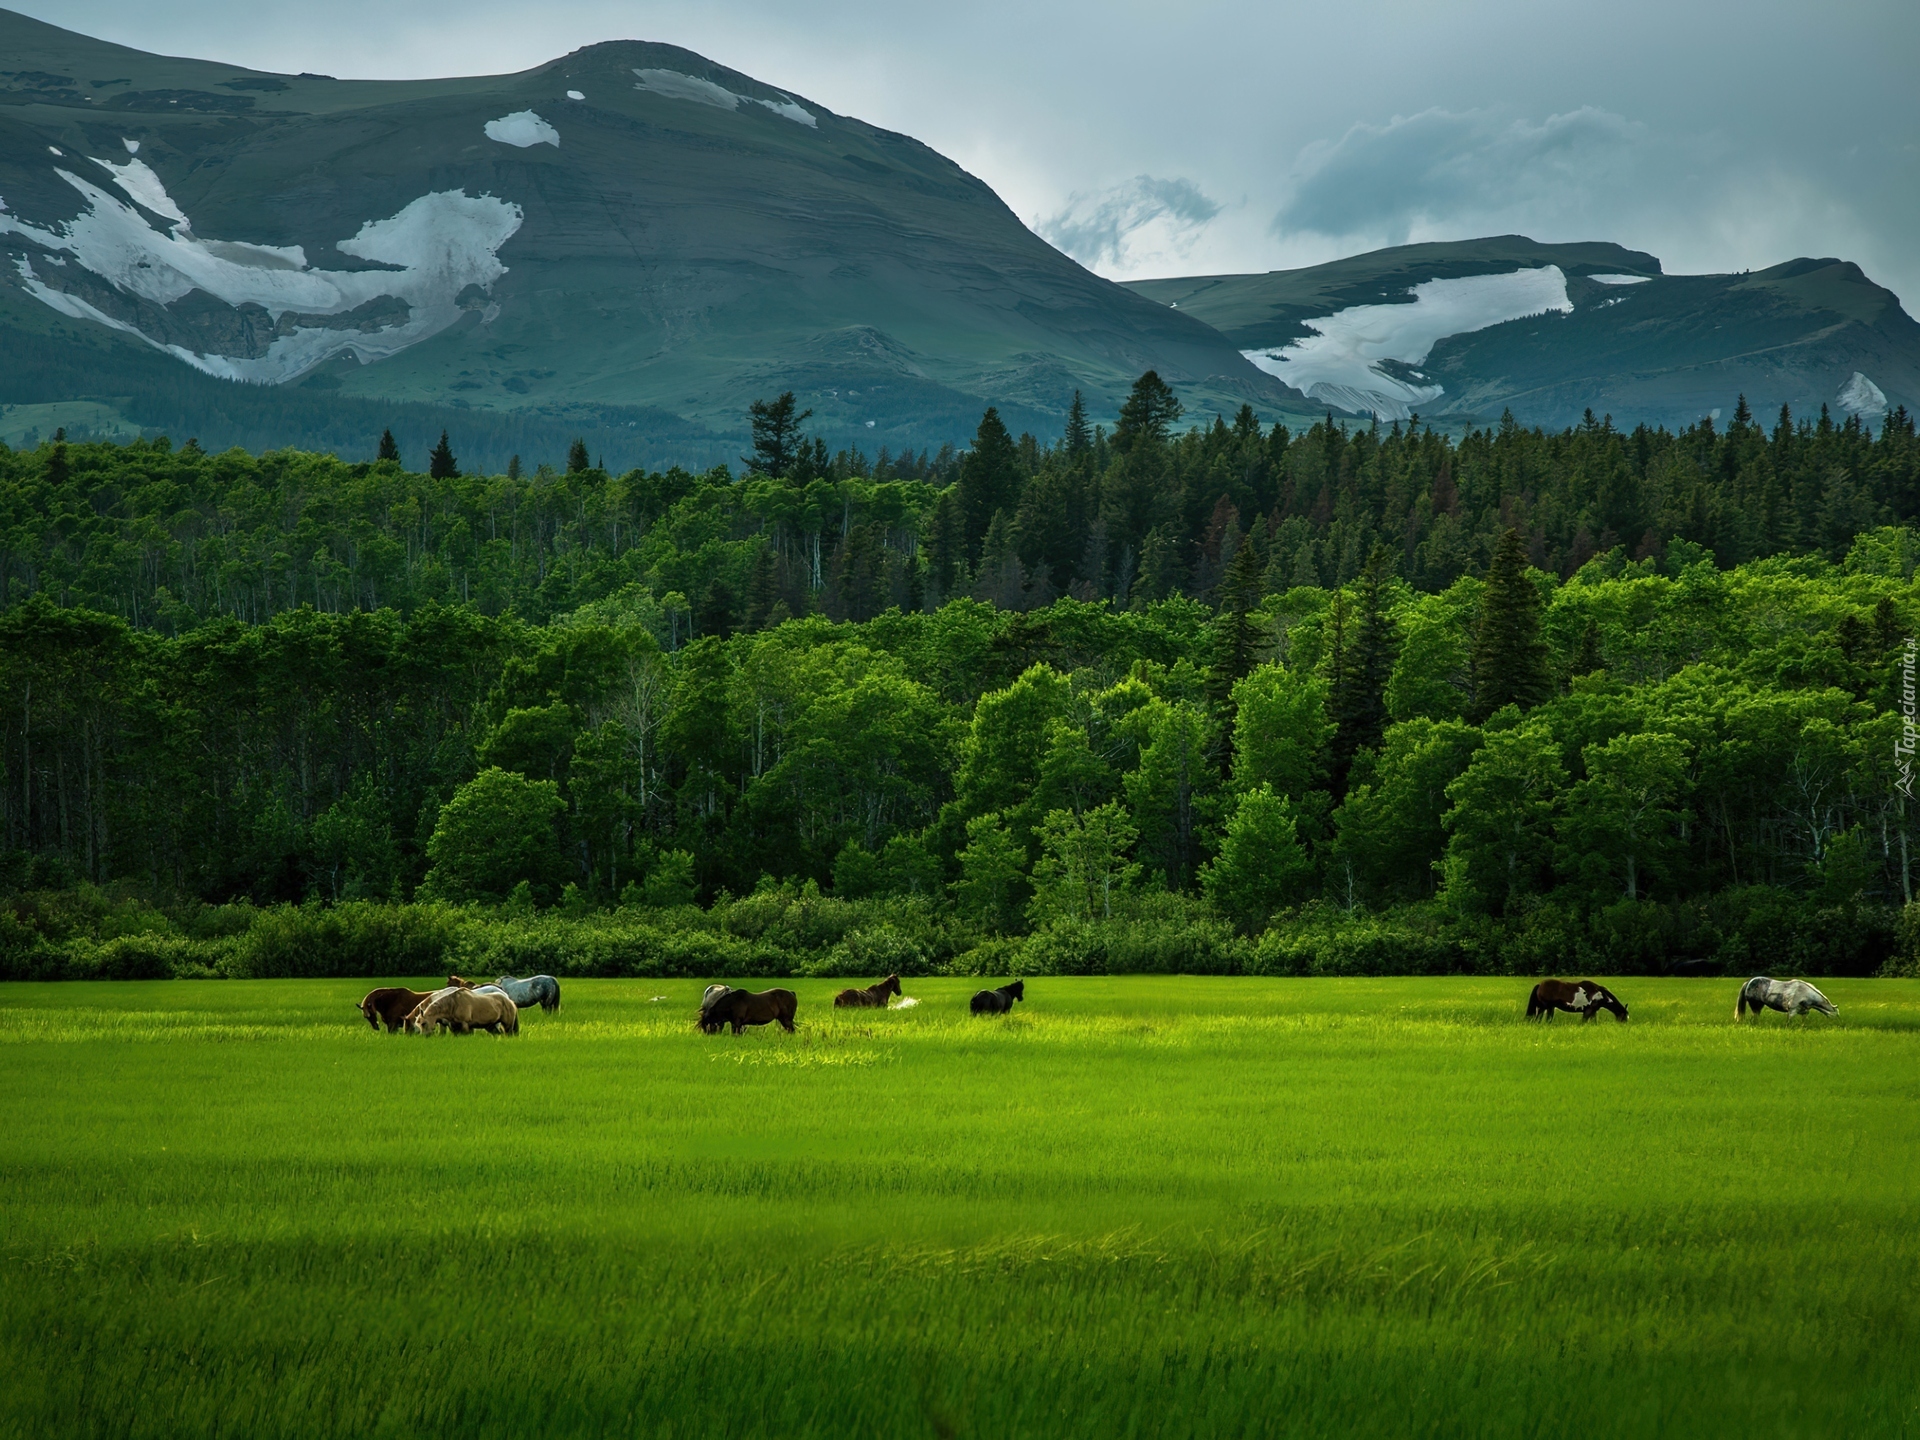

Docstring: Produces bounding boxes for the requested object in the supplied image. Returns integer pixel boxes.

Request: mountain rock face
[1126,237,1920,429]
[0,9,1294,465]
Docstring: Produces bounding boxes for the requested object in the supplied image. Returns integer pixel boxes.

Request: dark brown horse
[833,974,902,1008]
[970,980,1025,1015]
[359,987,438,1033]
[1526,979,1629,1022]
[698,987,799,1034]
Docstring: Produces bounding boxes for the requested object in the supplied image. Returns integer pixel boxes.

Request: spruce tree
[376,428,400,463]
[744,392,812,479]
[1063,390,1092,462]
[506,454,522,481]
[428,431,458,479]
[956,407,1023,562]
[566,438,590,474]
[1112,371,1181,455]
[1207,530,1266,712]
[1327,545,1399,794]
[1470,527,1551,721]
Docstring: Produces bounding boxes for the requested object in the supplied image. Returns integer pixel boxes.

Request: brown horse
[833,974,902,1008]
[698,987,798,1034]
[359,987,438,1033]
[1526,979,1629,1022]
[408,987,520,1036]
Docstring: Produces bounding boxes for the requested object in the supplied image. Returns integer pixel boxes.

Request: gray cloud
[1277,107,1646,244]
[1037,176,1221,269]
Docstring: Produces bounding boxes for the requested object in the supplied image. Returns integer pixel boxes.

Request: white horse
[1736,976,1837,1020]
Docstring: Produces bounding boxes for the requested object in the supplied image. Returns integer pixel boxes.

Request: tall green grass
[3,978,1917,1438]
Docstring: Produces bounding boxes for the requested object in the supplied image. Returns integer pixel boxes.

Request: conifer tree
[428,431,458,479]
[506,454,522,481]
[1063,390,1092,462]
[1112,371,1181,455]
[1207,530,1266,713]
[744,392,812,479]
[376,429,400,463]
[567,438,590,474]
[1469,527,1550,721]
[1327,545,1399,794]
[956,407,1023,562]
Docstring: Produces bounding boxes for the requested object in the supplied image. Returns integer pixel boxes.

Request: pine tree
[957,407,1024,563]
[506,454,522,480]
[1063,390,1092,462]
[1469,527,1551,721]
[744,392,812,479]
[428,431,458,479]
[1327,545,1399,794]
[1112,371,1181,455]
[376,428,400,463]
[567,438,590,474]
[1207,531,1266,713]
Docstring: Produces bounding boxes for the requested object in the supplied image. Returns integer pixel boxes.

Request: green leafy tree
[1230,663,1334,802]
[1125,699,1216,889]
[1470,527,1551,720]
[420,767,565,903]
[1201,784,1312,932]
[1332,718,1482,903]
[953,811,1027,933]
[1440,719,1565,914]
[1028,801,1140,925]
[1559,731,1690,900]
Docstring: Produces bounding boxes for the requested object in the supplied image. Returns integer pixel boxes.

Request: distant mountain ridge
[0,8,1297,467]
[1125,238,1920,429]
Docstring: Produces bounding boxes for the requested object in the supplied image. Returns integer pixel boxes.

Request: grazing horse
[493,974,562,1012]
[833,974,903,1008]
[359,987,438,1033]
[1737,976,1837,1020]
[697,987,798,1035]
[408,987,520,1036]
[1526,979,1628,1022]
[970,980,1025,1015]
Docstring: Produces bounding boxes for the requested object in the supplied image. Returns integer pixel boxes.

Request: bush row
[0,885,1909,982]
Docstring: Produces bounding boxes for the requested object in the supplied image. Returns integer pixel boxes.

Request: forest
[3,373,1920,982]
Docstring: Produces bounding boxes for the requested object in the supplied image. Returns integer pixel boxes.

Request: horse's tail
[546,978,560,1012]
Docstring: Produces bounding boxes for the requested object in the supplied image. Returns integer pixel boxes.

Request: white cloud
[1037,175,1221,273]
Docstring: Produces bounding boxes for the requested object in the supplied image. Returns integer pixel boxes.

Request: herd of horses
[358,973,560,1035]
[1525,974,1838,1023]
[359,969,1838,1037]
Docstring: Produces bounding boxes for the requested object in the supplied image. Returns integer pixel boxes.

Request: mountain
[1125,237,1920,430]
[0,10,1298,469]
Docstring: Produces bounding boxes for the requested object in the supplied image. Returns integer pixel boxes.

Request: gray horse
[1736,976,1837,1020]
[493,974,562,1012]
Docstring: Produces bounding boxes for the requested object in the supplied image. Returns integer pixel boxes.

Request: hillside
[1126,237,1920,429]
[0,10,1302,467]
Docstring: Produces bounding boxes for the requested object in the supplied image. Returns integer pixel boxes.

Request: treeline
[5,512,1920,980]
[3,376,1918,639]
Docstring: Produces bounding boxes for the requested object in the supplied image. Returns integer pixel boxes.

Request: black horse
[970,980,1025,1015]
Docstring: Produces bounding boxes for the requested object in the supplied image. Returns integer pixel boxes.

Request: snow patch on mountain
[484,111,559,148]
[632,68,816,127]
[1589,273,1651,285]
[1242,266,1574,420]
[1838,371,1888,416]
[0,160,521,383]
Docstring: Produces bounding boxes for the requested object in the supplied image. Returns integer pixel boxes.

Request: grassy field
[2,976,1917,1439]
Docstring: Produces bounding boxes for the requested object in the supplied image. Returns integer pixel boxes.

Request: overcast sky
[20,0,1920,306]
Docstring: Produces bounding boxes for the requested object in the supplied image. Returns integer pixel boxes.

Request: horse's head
[448,974,475,989]
[881,974,902,997]
[1006,980,1025,1003]
[1599,987,1629,1021]
[359,996,380,1029]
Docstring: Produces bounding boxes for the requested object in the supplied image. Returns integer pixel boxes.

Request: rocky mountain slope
[0,9,1298,466]
[1125,237,1920,429]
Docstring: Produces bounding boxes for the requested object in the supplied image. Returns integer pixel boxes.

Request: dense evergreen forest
[4,373,1920,982]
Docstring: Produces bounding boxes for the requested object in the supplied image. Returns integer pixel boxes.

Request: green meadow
[2,977,1917,1439]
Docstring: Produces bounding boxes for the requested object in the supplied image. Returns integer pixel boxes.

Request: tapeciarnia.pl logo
[1900,636,1917,799]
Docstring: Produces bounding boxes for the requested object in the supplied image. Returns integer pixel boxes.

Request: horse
[970,980,1025,1015]
[493,974,562,1012]
[833,974,902,1008]
[697,987,798,1035]
[408,987,520,1036]
[359,987,438,1033]
[1737,976,1837,1020]
[1526,979,1629,1022]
